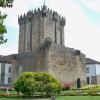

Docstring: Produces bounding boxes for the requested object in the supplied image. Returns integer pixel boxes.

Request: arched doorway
[77,78,81,88]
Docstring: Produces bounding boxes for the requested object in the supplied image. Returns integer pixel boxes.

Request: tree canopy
[0,0,13,44]
[0,0,13,7]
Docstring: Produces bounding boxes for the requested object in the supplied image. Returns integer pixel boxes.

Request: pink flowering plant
[63,83,72,90]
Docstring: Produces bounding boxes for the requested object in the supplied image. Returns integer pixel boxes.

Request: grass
[0,96,100,100]
[1,90,100,100]
[0,98,49,100]
[0,90,16,94]
[56,96,100,100]
[0,97,50,100]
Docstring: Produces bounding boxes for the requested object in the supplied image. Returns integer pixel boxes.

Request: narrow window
[30,22,32,51]
[55,18,57,43]
[8,77,11,84]
[87,77,90,84]
[8,67,11,73]
[60,29,62,45]
[86,67,89,73]
[77,78,81,88]
[91,76,97,84]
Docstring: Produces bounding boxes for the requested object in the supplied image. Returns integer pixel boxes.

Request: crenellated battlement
[26,10,34,21]
[18,4,66,53]
[18,5,66,26]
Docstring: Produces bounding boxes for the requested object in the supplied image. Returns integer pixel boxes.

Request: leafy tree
[14,72,61,96]
[0,0,13,44]
[0,0,13,7]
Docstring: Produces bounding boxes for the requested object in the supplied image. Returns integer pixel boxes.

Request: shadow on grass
[0,96,50,99]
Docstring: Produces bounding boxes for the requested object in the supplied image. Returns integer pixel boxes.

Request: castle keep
[8,4,87,88]
[18,5,65,53]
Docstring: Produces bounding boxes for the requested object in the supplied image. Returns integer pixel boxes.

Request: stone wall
[10,46,48,81]
[10,42,87,88]
[47,43,87,87]
[97,75,100,84]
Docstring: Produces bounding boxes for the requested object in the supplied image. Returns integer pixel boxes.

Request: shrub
[14,75,36,96]
[20,79,36,96]
[81,85,100,90]
[14,72,61,96]
[45,82,61,96]
[63,83,72,90]
[14,80,21,94]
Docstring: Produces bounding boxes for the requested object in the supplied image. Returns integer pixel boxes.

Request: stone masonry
[18,5,65,53]
[8,4,87,88]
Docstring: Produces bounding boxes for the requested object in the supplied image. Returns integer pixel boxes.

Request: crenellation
[23,14,26,23]
[27,11,33,21]
[34,9,37,13]
[75,50,81,56]
[18,15,23,25]
[23,13,26,17]
[52,11,58,21]
[50,9,52,14]
[47,8,50,12]
[38,8,40,12]
[18,14,26,25]
[60,17,66,26]
[18,5,66,26]
[58,15,62,20]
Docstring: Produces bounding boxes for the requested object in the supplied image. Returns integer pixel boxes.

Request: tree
[0,0,13,44]
[14,72,62,97]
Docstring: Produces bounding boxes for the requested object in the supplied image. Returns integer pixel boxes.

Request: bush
[62,83,72,91]
[45,83,61,96]
[81,85,100,90]
[14,72,61,96]
[20,79,36,96]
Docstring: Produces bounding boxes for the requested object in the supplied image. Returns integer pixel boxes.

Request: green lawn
[0,98,49,100]
[0,96,100,100]
[0,90,16,94]
[56,96,100,100]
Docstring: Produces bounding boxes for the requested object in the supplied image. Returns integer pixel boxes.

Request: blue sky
[0,0,100,61]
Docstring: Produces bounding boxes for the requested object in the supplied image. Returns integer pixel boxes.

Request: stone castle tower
[8,4,87,88]
[18,5,65,53]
